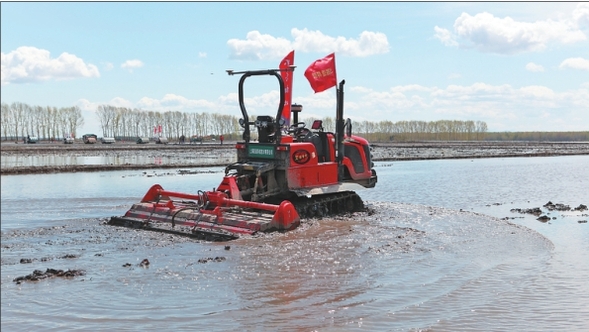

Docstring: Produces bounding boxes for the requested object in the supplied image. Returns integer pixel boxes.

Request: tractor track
[289,191,366,219]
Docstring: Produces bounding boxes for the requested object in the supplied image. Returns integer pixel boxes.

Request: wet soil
[2,140,588,175]
[13,268,86,284]
[509,201,588,223]
[1,203,547,286]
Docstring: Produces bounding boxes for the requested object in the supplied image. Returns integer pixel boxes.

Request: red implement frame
[110,184,300,240]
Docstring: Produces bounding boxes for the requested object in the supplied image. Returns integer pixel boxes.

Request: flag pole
[336,79,346,181]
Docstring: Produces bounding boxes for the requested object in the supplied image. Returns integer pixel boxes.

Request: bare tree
[12,102,28,139]
[64,106,84,137]
[1,103,11,140]
[96,105,116,136]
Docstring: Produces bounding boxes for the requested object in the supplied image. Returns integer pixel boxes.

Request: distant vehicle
[25,135,38,144]
[137,137,150,144]
[101,137,115,144]
[63,137,74,144]
[155,137,168,145]
[82,134,98,144]
[190,135,218,144]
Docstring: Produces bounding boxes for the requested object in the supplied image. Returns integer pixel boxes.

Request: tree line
[3,101,585,142]
[1,102,84,141]
[95,106,490,141]
[333,119,489,142]
[95,105,240,140]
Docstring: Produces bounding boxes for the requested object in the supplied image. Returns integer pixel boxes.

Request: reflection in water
[1,154,232,167]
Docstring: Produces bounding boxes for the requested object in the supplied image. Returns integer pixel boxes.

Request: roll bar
[227,68,289,143]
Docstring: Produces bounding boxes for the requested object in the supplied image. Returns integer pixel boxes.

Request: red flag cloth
[304,53,337,93]
[279,50,295,127]
[158,124,162,134]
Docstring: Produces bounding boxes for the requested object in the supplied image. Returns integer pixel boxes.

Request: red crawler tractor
[109,68,377,240]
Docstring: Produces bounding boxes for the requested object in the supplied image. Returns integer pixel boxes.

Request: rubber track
[289,191,365,219]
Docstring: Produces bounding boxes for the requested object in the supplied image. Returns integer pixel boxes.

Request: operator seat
[309,120,330,162]
[256,116,276,143]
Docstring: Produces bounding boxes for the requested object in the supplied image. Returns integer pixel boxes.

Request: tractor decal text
[292,150,311,164]
[248,145,275,158]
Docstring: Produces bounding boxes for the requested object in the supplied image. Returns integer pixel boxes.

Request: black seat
[256,116,276,143]
[310,133,330,162]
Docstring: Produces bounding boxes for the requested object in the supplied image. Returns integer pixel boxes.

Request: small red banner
[304,53,337,93]
[279,50,295,127]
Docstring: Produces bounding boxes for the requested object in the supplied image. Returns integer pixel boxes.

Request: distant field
[2,140,588,175]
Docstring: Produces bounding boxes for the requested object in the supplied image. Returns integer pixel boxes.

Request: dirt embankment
[2,140,588,175]
[370,141,589,160]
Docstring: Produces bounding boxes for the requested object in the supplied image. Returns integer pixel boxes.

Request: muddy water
[0,151,234,168]
[1,156,588,331]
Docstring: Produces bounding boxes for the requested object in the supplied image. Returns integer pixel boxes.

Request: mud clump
[510,207,543,216]
[537,215,551,222]
[541,202,587,212]
[510,201,587,224]
[13,268,86,284]
[543,201,571,211]
[139,258,150,267]
[19,253,80,264]
[197,257,226,263]
[122,258,150,268]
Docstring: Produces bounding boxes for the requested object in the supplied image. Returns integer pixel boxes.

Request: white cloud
[121,59,144,72]
[198,52,207,58]
[342,82,588,131]
[519,85,555,99]
[136,93,217,111]
[434,26,458,47]
[75,98,98,112]
[525,62,545,72]
[227,28,389,60]
[1,46,99,85]
[435,8,587,54]
[391,84,433,93]
[291,28,389,57]
[559,57,589,71]
[109,97,135,108]
[227,31,293,60]
[573,3,589,27]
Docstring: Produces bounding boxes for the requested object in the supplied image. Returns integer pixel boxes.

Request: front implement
[108,184,300,241]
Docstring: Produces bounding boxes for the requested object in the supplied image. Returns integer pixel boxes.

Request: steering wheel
[288,122,306,133]
[288,123,313,140]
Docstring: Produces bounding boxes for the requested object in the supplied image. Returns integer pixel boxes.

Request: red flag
[158,124,162,134]
[304,53,337,93]
[279,50,295,127]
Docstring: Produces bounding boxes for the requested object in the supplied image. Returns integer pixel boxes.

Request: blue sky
[2,2,588,134]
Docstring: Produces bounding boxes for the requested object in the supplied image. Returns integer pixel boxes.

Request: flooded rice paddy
[1,156,588,331]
